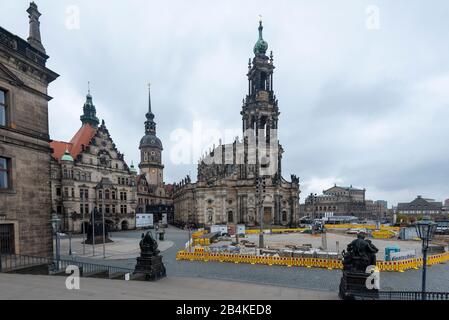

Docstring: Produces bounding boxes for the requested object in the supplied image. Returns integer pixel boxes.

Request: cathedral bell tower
[241,19,282,179]
[139,84,164,187]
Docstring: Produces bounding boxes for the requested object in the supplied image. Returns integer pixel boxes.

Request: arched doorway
[121,220,129,230]
[105,219,115,232]
[227,211,234,223]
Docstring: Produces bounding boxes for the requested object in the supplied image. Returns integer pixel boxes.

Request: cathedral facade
[50,91,137,232]
[173,21,301,228]
[135,86,173,222]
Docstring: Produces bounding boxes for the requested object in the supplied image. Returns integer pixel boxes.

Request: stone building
[302,185,371,220]
[0,3,59,257]
[396,196,443,218]
[173,21,301,228]
[50,91,137,232]
[135,85,173,223]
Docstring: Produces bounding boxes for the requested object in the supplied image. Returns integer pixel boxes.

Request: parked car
[346,228,367,234]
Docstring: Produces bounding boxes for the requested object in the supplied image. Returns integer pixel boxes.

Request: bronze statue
[134,230,166,281]
[139,231,159,256]
[339,232,380,299]
[342,232,379,272]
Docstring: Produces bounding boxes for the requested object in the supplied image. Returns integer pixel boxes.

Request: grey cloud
[2,0,449,205]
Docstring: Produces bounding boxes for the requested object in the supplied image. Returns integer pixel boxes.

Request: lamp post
[415,216,437,300]
[102,187,106,259]
[50,213,61,269]
[81,188,86,255]
[91,207,96,256]
[188,227,191,253]
[68,229,72,256]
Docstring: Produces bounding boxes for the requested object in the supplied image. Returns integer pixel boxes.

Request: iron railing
[0,253,134,279]
[54,258,134,278]
[0,254,51,272]
[378,291,449,300]
[353,291,449,300]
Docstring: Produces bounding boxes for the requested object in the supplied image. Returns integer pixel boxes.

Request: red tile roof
[51,124,97,162]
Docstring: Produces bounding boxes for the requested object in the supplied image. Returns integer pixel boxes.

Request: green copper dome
[253,21,268,56]
[61,149,74,162]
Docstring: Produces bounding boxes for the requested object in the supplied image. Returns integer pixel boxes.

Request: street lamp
[415,216,437,300]
[50,213,61,269]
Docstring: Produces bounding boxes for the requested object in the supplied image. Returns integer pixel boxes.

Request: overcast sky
[2,0,449,207]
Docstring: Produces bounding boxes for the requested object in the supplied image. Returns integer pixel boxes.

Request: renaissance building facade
[173,21,301,228]
[50,91,137,232]
[0,3,58,257]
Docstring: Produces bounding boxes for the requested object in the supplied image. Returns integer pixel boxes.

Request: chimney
[26,2,46,53]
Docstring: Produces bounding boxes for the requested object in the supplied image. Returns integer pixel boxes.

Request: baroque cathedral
[50,90,137,232]
[173,21,301,228]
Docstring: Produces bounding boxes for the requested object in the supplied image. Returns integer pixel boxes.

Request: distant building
[375,200,388,209]
[0,3,59,257]
[396,196,443,217]
[302,185,386,220]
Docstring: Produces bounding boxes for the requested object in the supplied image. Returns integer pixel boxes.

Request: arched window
[105,189,110,199]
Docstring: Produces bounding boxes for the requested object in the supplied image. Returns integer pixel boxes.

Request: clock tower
[139,84,164,187]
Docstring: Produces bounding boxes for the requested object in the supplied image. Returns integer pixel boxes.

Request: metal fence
[0,254,51,272]
[378,291,449,300]
[54,258,134,278]
[0,253,134,279]
[352,291,449,300]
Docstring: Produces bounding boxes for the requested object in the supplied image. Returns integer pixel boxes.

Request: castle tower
[241,19,282,178]
[80,85,99,128]
[139,84,164,187]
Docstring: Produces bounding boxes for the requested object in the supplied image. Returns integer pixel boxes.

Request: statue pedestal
[134,253,166,281]
[83,235,113,244]
[339,271,379,300]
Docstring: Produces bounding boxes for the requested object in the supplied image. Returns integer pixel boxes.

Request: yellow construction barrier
[372,230,396,239]
[245,228,308,235]
[176,250,449,272]
[324,224,400,232]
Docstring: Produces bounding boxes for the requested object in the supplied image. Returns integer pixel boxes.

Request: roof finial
[258,14,263,38]
[253,15,268,56]
[87,81,91,95]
